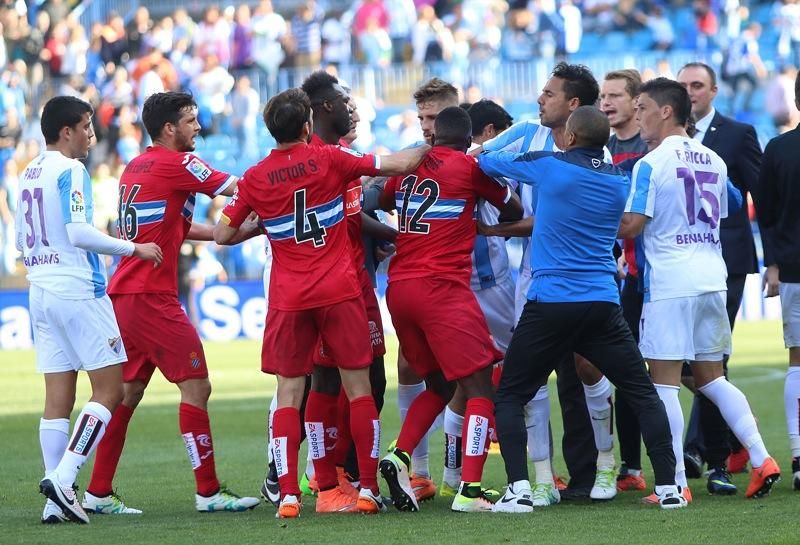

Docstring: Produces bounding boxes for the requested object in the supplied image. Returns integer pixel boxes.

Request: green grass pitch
[1,320,797,545]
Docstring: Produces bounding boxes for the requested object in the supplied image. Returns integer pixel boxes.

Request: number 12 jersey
[626,135,729,302]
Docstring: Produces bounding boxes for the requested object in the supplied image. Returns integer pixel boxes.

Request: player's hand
[242,211,263,235]
[133,242,163,266]
[763,264,780,298]
[468,145,483,157]
[476,221,495,236]
[375,243,395,262]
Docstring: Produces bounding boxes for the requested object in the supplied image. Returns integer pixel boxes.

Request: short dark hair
[264,88,311,144]
[142,92,197,140]
[41,96,93,145]
[467,99,513,136]
[300,70,340,104]
[566,105,610,149]
[640,77,692,127]
[678,62,717,87]
[433,106,472,147]
[604,69,642,98]
[413,77,459,106]
[795,69,800,106]
[551,62,599,106]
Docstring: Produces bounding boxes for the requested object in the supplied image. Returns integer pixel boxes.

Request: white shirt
[625,135,729,302]
[692,107,716,142]
[16,151,109,299]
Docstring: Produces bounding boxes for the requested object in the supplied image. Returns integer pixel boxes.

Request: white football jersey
[625,135,729,302]
[15,151,108,299]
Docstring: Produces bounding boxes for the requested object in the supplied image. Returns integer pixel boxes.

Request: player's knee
[425,372,456,402]
[123,382,147,408]
[574,355,602,384]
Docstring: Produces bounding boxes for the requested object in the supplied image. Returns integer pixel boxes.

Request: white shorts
[30,285,127,374]
[514,266,533,324]
[474,271,516,352]
[639,291,731,361]
[780,282,800,348]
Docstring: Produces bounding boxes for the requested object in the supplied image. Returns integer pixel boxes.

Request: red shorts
[315,268,385,364]
[111,293,208,385]
[263,297,373,378]
[386,277,503,381]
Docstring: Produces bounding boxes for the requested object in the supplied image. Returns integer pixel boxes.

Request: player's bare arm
[617,212,647,239]
[498,191,523,222]
[478,215,533,238]
[188,222,215,242]
[377,144,431,176]
[361,212,397,242]
[216,212,264,246]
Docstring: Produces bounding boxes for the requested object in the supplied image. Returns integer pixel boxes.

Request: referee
[477,106,684,511]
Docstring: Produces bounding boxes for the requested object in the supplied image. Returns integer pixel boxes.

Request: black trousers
[495,301,676,487]
[556,354,597,489]
[616,273,645,470]
[684,273,747,468]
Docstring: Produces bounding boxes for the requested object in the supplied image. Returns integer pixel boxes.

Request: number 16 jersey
[625,135,729,302]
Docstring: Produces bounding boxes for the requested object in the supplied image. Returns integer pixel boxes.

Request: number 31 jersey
[220,142,381,311]
[16,151,108,299]
[626,135,729,302]
[384,146,512,285]
[109,146,236,295]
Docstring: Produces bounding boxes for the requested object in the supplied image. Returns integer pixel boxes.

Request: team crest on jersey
[591,158,602,168]
[71,190,85,213]
[189,351,201,368]
[185,157,212,182]
[107,336,122,355]
[337,146,364,158]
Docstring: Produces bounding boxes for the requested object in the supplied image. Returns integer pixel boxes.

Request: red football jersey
[221,142,380,311]
[109,146,236,295]
[384,146,511,284]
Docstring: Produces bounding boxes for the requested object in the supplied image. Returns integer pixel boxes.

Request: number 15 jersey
[220,142,381,311]
[109,146,236,295]
[626,135,729,302]
[384,146,512,285]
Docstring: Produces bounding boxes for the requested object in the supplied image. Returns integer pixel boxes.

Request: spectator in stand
[386,0,418,63]
[354,0,389,37]
[231,5,254,71]
[194,6,232,69]
[62,23,89,77]
[321,12,351,67]
[22,11,48,74]
[501,9,536,62]
[412,5,453,64]
[724,22,768,112]
[42,0,69,27]
[170,38,201,89]
[694,0,719,51]
[146,16,175,53]
[0,158,17,275]
[252,0,288,87]
[127,6,152,59]
[101,13,129,65]
[774,0,800,68]
[766,65,800,133]
[192,54,234,135]
[44,20,68,76]
[290,0,324,68]
[583,0,617,33]
[172,7,196,44]
[560,0,583,56]
[230,75,260,161]
[635,5,675,50]
[360,16,393,68]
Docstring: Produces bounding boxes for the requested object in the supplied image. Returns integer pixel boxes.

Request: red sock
[179,403,220,496]
[350,395,380,493]
[87,403,134,496]
[304,391,338,490]
[272,407,301,497]
[461,397,494,483]
[396,390,447,454]
[334,388,352,467]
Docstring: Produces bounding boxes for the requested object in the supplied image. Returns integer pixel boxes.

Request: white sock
[597,449,616,471]
[655,384,687,488]
[583,376,615,453]
[698,376,769,467]
[442,406,463,487]
[398,382,430,477]
[785,367,800,458]
[533,459,553,485]
[53,402,112,486]
[267,393,277,464]
[40,418,70,475]
[525,385,550,462]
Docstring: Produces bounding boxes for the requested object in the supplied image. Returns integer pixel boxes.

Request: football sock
[442,405,463,487]
[583,376,615,461]
[272,407,301,497]
[334,388,353,467]
[54,401,111,487]
[397,389,447,478]
[398,382,431,477]
[267,393,278,464]
[525,386,550,462]
[40,418,69,475]
[785,367,800,457]
[304,391,338,490]
[88,403,134,496]
[350,395,381,493]
[179,403,220,496]
[461,397,494,483]
[655,384,687,488]
[698,376,769,467]
[533,459,553,485]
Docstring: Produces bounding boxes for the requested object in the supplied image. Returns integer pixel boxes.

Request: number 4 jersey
[626,135,729,302]
[109,146,236,295]
[384,146,512,284]
[220,142,381,311]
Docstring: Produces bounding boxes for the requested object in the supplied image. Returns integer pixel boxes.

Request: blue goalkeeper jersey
[478,147,630,304]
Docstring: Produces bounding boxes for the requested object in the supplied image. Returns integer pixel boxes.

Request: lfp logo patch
[185,157,212,182]
[71,190,85,213]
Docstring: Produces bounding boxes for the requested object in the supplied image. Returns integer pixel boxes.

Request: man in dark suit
[676,62,774,494]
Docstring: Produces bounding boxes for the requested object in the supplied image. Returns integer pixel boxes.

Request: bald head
[566,106,610,149]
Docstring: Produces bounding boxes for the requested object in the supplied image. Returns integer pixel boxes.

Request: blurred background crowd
[0,0,798,312]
